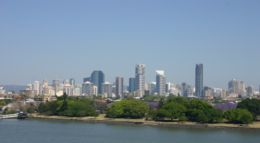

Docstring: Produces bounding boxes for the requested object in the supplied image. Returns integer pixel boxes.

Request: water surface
[0,119,260,143]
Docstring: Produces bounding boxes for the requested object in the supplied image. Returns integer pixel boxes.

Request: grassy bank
[28,113,260,129]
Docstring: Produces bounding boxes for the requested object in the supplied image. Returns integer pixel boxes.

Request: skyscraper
[148,82,156,95]
[91,70,105,95]
[181,82,193,97]
[128,77,136,93]
[228,79,246,96]
[115,77,124,99]
[33,81,40,96]
[195,64,204,97]
[102,82,112,98]
[156,70,166,96]
[69,78,76,87]
[52,80,61,95]
[246,86,254,97]
[135,64,146,97]
[82,81,96,96]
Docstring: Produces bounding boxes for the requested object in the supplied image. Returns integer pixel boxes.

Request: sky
[0,0,260,89]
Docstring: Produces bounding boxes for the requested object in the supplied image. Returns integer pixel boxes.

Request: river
[0,119,260,143]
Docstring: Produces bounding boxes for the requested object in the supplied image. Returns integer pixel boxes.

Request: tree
[106,99,149,119]
[237,99,260,118]
[167,96,189,107]
[186,109,208,123]
[157,102,187,121]
[38,96,97,117]
[57,93,68,114]
[157,97,223,123]
[224,109,253,124]
[60,99,97,117]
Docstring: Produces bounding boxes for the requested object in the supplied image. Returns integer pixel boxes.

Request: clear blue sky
[0,0,260,89]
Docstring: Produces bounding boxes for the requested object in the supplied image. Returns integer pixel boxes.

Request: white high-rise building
[82,82,95,96]
[63,80,73,96]
[33,81,40,96]
[73,85,82,96]
[103,82,113,98]
[156,70,166,96]
[228,79,246,96]
[135,64,146,97]
[0,86,6,94]
[93,85,98,97]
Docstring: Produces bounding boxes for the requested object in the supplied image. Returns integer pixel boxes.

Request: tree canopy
[153,97,223,123]
[106,99,149,119]
[38,94,97,117]
[224,109,253,124]
[237,98,260,117]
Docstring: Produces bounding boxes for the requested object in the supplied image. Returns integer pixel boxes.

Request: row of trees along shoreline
[37,93,260,124]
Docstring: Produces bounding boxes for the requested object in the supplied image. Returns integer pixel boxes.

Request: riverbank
[29,113,260,129]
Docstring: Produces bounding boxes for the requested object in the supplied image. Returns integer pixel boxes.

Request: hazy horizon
[0,0,260,89]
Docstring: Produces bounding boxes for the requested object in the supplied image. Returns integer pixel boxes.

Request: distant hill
[3,85,26,93]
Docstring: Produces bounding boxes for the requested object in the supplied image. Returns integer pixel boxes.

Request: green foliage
[2,108,16,115]
[59,99,97,117]
[143,95,164,102]
[186,99,223,123]
[57,93,68,113]
[154,97,223,123]
[167,96,189,107]
[38,94,97,117]
[95,101,108,114]
[0,99,12,107]
[237,99,260,117]
[107,99,149,119]
[156,102,187,121]
[186,109,208,123]
[224,109,253,124]
[186,108,223,123]
[38,101,61,115]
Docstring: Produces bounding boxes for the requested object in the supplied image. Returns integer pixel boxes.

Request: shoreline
[28,114,260,130]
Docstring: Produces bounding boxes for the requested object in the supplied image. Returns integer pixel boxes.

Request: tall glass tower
[128,77,136,93]
[91,70,105,94]
[195,64,204,97]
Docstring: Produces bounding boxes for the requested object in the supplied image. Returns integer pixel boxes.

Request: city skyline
[0,62,259,89]
[0,0,260,88]
[4,64,259,92]
[4,65,255,99]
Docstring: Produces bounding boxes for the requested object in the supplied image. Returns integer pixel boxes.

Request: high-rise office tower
[33,81,40,96]
[102,82,112,98]
[128,77,136,93]
[135,64,146,97]
[53,80,61,95]
[165,82,171,94]
[246,86,254,97]
[69,78,76,87]
[148,82,157,95]
[228,79,246,96]
[181,82,193,97]
[195,64,204,97]
[82,81,95,96]
[91,70,105,95]
[115,77,124,98]
[156,70,166,96]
